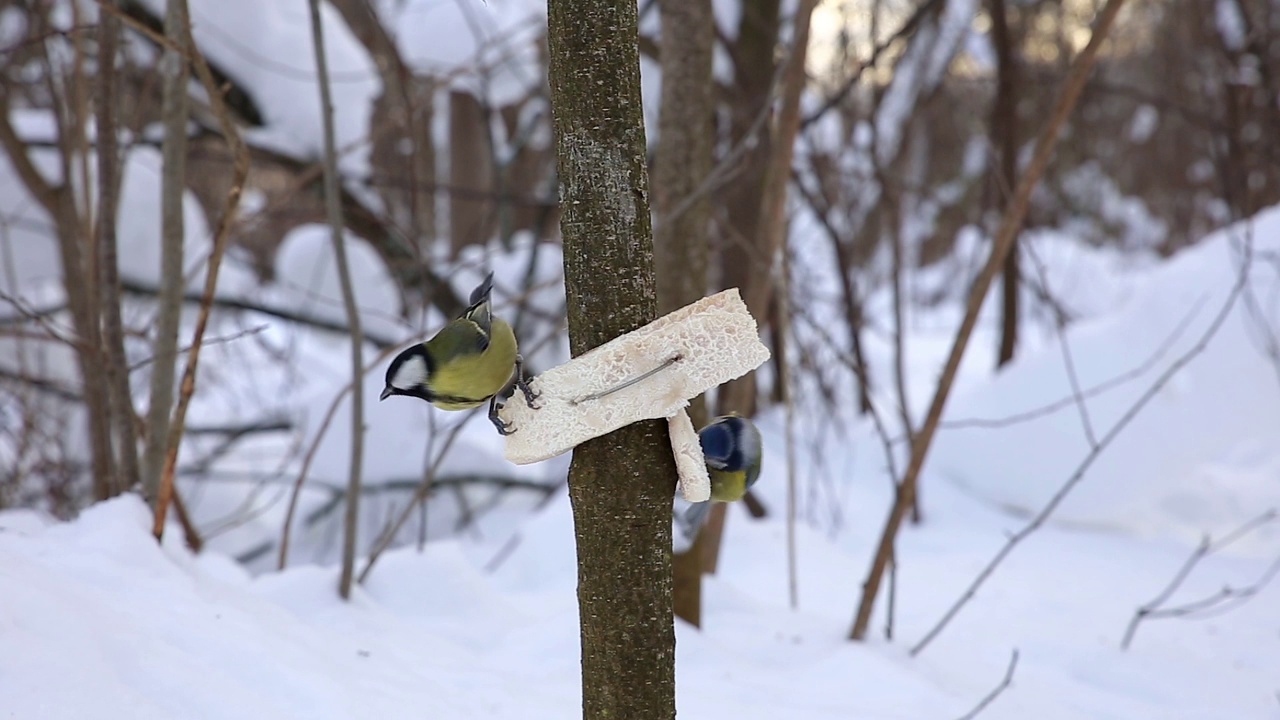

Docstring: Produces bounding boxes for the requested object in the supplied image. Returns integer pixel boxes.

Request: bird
[380,271,537,435]
[679,414,763,536]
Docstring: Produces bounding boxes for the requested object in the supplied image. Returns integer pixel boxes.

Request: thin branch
[1121,509,1278,649]
[1024,241,1097,449]
[954,649,1020,720]
[910,230,1254,656]
[800,0,945,128]
[0,94,58,214]
[278,345,398,570]
[850,0,1129,642]
[306,0,366,600]
[119,278,399,349]
[938,299,1204,432]
[357,417,471,584]
[1139,557,1280,622]
[127,324,268,372]
[153,2,251,541]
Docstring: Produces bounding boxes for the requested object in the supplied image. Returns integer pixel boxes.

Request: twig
[153,2,251,541]
[1121,509,1278,649]
[1024,241,1097,449]
[0,289,81,347]
[800,0,945,128]
[119,278,399,349]
[910,228,1254,656]
[278,345,398,569]
[849,0,1129,642]
[357,416,471,584]
[938,299,1204,432]
[954,649,1020,720]
[307,0,366,601]
[127,324,268,371]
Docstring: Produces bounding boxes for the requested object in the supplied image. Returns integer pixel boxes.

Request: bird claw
[513,354,541,410]
[516,380,541,410]
[488,396,517,436]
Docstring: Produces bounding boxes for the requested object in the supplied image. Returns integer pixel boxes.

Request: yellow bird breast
[429,318,519,411]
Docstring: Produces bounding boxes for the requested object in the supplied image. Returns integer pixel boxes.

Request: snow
[1127,104,1160,144]
[3,3,1279,717]
[385,0,546,108]
[133,0,380,176]
[931,209,1280,549]
[1214,0,1247,52]
[4,206,1280,717]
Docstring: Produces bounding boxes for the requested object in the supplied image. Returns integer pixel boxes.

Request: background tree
[652,0,716,628]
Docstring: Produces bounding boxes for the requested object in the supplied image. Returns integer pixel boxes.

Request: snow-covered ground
[3,206,1278,718]
[2,1,1278,714]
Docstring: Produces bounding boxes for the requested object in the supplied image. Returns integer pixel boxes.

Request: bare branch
[279,344,399,570]
[938,299,1204,432]
[306,0,367,600]
[954,649,1020,720]
[1024,241,1097,449]
[1121,509,1278,649]
[800,0,945,128]
[356,416,471,584]
[153,0,252,541]
[850,0,1129,642]
[910,231,1254,656]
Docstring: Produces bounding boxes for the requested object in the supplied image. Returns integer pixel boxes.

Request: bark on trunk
[991,0,1021,368]
[547,0,677,716]
[96,0,141,498]
[142,0,190,506]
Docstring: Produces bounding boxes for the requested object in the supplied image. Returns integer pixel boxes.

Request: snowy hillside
[2,210,1278,719]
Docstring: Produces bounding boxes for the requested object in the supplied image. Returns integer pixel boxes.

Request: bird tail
[463,271,495,329]
[678,501,713,540]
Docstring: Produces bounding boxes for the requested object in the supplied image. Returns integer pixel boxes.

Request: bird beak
[379,386,393,401]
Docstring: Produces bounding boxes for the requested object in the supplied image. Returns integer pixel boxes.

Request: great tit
[380,272,537,435]
[681,414,763,534]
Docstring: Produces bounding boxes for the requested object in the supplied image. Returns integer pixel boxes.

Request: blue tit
[380,272,538,435]
[681,414,763,533]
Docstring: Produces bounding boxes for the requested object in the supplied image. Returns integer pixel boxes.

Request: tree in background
[652,0,717,628]
[547,0,677,716]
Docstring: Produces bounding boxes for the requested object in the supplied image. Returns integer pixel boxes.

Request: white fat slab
[391,355,429,389]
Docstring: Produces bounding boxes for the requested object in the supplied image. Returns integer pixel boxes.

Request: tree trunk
[143,0,190,507]
[307,0,366,601]
[705,0,817,573]
[547,0,676,716]
[652,0,715,630]
[0,36,117,501]
[990,0,1020,368]
[715,0,782,420]
[326,0,436,241]
[449,90,494,257]
[96,0,141,498]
